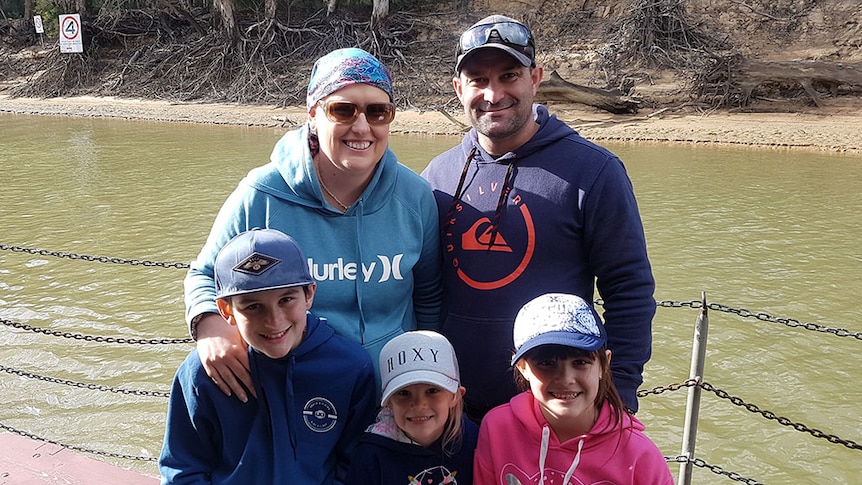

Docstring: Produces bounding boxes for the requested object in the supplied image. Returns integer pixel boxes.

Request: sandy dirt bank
[2,95,861,155]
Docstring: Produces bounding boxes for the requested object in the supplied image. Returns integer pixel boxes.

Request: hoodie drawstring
[487,160,515,249]
[562,439,584,485]
[538,425,584,485]
[443,146,477,233]
[286,355,298,459]
[538,426,550,485]
[353,199,367,343]
[442,145,515,250]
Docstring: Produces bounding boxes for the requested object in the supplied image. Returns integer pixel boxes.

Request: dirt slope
[2,0,861,153]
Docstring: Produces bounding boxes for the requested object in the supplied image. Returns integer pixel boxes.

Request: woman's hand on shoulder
[195,313,256,402]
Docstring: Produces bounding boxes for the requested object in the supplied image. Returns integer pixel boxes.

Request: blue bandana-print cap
[511,293,607,365]
[306,47,393,112]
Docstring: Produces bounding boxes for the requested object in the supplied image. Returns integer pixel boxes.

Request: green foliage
[34,0,63,37]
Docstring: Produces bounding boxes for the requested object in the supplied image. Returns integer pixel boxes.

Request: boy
[159,228,377,485]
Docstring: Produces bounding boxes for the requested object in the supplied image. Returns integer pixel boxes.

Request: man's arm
[586,155,656,412]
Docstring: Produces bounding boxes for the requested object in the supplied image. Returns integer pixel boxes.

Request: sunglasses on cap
[457,21,535,61]
[318,100,396,125]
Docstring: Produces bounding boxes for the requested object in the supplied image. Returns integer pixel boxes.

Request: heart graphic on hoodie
[502,463,617,485]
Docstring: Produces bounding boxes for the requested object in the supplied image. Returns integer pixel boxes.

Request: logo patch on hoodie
[302,397,337,432]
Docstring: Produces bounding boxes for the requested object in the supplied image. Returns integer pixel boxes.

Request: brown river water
[1,113,860,483]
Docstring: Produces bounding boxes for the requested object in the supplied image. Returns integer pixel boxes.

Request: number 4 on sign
[58,14,83,54]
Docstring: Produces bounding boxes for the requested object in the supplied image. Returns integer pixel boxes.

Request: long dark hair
[514,344,628,432]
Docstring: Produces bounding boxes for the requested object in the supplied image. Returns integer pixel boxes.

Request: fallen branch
[537,70,640,114]
[734,59,862,107]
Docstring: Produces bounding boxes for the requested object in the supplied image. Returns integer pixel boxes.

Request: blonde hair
[385,386,466,455]
[440,390,465,456]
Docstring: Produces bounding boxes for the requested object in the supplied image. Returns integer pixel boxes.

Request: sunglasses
[457,21,535,59]
[319,100,396,125]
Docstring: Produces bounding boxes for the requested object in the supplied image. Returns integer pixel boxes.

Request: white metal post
[677,292,709,485]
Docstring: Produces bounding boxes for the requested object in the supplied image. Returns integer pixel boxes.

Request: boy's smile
[219,285,315,359]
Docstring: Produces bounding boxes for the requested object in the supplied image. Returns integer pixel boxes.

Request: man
[421,15,656,421]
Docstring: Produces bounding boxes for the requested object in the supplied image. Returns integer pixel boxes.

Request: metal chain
[666,455,765,484]
[0,421,157,462]
[655,299,862,340]
[0,243,190,269]
[4,245,858,341]
[637,378,698,397]
[0,364,170,398]
[700,381,862,451]
[1,317,194,345]
[637,379,862,452]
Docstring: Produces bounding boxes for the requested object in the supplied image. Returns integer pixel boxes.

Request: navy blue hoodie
[421,105,655,413]
[345,413,478,485]
[159,314,377,484]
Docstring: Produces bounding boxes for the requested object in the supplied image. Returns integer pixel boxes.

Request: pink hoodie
[474,392,674,485]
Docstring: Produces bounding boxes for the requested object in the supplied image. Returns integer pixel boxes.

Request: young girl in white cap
[474,293,673,485]
[346,330,479,485]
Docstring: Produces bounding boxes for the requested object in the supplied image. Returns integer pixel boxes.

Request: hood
[362,407,441,455]
[509,392,643,446]
[459,104,577,163]
[452,104,577,249]
[247,314,334,459]
[250,124,401,215]
[509,392,642,482]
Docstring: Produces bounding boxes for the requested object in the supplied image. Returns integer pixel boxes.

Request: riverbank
[2,94,861,154]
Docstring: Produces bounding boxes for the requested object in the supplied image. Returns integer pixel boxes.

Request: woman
[184,48,442,401]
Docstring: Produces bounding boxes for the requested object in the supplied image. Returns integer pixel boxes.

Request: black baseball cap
[455,15,536,73]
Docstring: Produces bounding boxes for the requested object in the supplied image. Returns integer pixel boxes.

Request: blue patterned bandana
[306,48,393,112]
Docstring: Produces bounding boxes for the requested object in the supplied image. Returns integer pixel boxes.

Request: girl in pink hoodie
[474,293,674,485]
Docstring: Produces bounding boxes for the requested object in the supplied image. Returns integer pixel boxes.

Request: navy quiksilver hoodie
[421,104,655,413]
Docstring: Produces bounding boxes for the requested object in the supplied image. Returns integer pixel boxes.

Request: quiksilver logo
[308,254,404,283]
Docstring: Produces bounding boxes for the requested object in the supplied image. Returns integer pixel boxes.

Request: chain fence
[3,244,861,483]
[0,244,190,269]
[0,421,157,462]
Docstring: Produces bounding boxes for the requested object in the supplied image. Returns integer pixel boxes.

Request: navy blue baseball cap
[511,293,607,365]
[214,229,314,299]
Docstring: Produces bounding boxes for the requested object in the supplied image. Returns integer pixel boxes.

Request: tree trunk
[264,0,277,20]
[536,70,640,114]
[24,0,34,21]
[371,0,389,27]
[213,0,238,44]
[326,0,337,16]
[59,0,86,16]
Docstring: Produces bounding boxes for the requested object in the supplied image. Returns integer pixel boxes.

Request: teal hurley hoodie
[184,125,443,379]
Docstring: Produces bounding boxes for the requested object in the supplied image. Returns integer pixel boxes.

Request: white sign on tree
[59,14,83,53]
